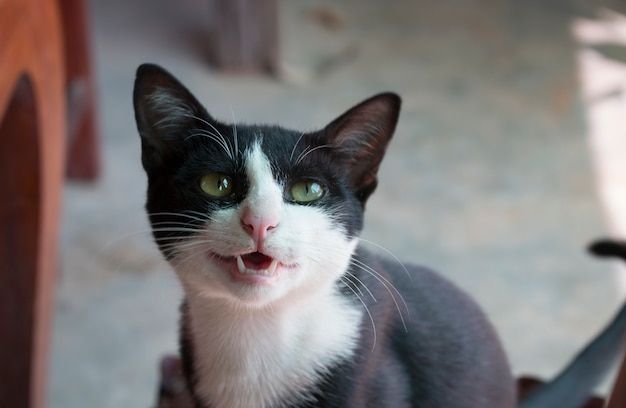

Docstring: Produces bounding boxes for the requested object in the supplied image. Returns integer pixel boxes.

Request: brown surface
[155,355,194,408]
[60,0,101,180]
[517,376,606,408]
[0,0,66,406]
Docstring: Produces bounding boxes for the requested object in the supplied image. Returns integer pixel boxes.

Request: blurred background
[44,0,626,406]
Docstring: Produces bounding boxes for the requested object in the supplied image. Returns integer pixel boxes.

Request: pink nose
[241,210,278,245]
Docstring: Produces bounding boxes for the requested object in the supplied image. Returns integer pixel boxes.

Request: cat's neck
[183,286,363,408]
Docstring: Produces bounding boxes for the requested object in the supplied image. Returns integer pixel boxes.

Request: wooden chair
[0,0,65,406]
[0,0,99,406]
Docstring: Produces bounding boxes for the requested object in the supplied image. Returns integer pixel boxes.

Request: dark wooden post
[207,0,279,74]
[59,0,101,180]
[0,76,43,408]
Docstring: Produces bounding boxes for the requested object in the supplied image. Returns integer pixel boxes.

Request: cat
[133,63,626,408]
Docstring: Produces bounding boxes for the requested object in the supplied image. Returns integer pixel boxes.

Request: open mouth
[212,251,281,285]
[236,252,278,276]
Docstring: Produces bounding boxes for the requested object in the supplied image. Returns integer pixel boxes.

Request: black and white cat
[133,63,626,408]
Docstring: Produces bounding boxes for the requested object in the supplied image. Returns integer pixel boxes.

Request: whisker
[148,211,211,223]
[229,104,239,157]
[294,145,312,166]
[351,259,410,332]
[163,239,215,254]
[151,233,185,242]
[301,239,410,331]
[339,276,377,351]
[171,248,207,269]
[344,270,377,302]
[185,129,232,159]
[342,270,365,299]
[148,218,206,226]
[150,227,205,235]
[149,222,201,230]
[356,237,413,283]
[289,132,306,163]
[295,144,334,166]
[178,113,234,159]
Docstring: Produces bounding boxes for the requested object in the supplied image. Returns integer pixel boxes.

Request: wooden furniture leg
[0,0,66,406]
[59,0,101,180]
[0,77,44,407]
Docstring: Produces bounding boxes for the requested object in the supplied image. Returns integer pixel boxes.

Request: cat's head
[133,63,400,307]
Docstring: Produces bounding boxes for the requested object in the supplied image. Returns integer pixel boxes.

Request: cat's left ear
[322,92,401,205]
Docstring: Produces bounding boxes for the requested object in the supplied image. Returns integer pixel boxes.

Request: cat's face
[133,64,400,307]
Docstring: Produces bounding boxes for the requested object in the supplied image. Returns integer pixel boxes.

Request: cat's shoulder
[353,246,462,293]
[352,245,495,326]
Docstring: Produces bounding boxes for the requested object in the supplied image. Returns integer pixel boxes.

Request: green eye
[290,180,324,203]
[199,173,233,197]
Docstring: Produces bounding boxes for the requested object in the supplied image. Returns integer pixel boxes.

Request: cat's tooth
[268,259,278,275]
[236,255,246,274]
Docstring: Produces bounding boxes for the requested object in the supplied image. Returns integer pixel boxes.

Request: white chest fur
[187,290,362,408]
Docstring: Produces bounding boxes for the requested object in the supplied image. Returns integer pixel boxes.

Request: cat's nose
[241,211,278,246]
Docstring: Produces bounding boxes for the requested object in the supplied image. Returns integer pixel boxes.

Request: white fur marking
[170,142,363,407]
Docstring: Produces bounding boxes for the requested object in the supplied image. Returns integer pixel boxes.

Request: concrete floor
[51,0,626,407]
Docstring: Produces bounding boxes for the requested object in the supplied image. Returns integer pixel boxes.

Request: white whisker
[289,132,306,163]
[339,276,377,351]
[295,144,334,166]
[351,259,410,332]
[300,238,410,333]
[357,237,413,283]
[150,227,204,235]
[178,112,234,159]
[148,211,211,223]
[185,129,232,159]
[344,270,377,302]
[172,247,208,269]
[229,104,239,157]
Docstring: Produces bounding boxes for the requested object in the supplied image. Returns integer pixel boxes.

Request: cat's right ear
[133,63,208,173]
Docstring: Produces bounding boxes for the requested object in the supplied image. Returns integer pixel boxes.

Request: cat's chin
[210,251,297,287]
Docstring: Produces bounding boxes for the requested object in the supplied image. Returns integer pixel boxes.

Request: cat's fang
[268,259,278,275]
[236,255,246,274]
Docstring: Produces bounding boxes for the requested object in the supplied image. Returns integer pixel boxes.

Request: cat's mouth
[213,251,283,285]
[236,252,277,275]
